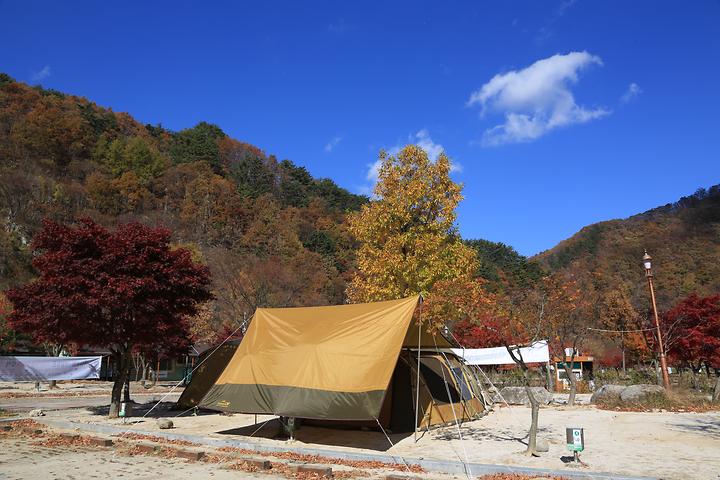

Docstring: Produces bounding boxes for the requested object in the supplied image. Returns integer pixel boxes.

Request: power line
[587,326,656,333]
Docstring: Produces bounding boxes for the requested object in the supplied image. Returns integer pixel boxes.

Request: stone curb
[291,464,333,477]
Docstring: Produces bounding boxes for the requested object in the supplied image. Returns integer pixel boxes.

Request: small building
[553,348,594,392]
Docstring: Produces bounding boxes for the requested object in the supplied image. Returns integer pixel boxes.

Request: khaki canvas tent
[176,342,239,409]
[199,296,485,431]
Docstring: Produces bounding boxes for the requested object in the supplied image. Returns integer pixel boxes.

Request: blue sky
[1,1,719,256]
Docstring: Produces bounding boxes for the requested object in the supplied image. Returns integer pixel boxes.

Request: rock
[157,418,174,429]
[494,387,552,405]
[28,409,45,417]
[590,384,625,404]
[619,384,666,403]
[535,437,550,453]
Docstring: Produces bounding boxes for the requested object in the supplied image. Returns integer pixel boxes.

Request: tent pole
[414,296,423,443]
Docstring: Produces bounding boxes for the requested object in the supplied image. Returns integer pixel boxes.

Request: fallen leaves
[31,433,103,449]
[116,432,198,446]
[215,446,425,473]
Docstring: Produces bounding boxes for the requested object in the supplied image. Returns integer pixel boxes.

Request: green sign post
[566,427,585,464]
[566,427,584,451]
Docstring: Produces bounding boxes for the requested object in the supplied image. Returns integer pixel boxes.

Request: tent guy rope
[111,314,252,447]
[432,334,473,480]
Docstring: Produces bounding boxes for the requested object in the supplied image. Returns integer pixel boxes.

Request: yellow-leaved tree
[347,145,477,302]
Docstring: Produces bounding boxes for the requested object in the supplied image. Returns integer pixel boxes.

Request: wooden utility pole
[643,251,671,390]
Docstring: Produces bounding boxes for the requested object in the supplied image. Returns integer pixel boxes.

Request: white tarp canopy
[0,356,102,381]
[450,340,550,366]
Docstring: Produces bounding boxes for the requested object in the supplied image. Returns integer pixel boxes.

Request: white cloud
[621,82,642,103]
[365,158,382,183]
[468,51,609,146]
[31,65,51,82]
[413,129,444,162]
[363,129,461,188]
[324,135,343,153]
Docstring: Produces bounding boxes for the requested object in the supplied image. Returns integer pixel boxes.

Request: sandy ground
[0,424,462,480]
[0,435,282,480]
[35,395,720,480]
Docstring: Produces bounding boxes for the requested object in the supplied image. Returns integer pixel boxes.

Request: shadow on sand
[87,401,215,419]
[669,416,720,439]
[217,418,413,452]
[432,423,554,447]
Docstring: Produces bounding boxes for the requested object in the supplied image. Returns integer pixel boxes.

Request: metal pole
[414,297,422,443]
[646,273,671,390]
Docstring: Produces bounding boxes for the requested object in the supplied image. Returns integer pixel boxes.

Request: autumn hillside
[0,74,366,339]
[2,71,719,335]
[534,185,720,311]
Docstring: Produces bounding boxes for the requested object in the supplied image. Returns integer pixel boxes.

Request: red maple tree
[664,294,720,369]
[6,218,212,416]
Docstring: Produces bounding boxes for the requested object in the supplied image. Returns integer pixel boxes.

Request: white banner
[450,340,550,366]
[0,356,102,381]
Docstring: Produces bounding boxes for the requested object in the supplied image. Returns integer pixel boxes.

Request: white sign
[0,356,102,381]
[449,340,550,366]
[566,427,585,452]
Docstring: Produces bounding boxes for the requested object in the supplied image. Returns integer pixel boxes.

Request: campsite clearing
[22,395,720,480]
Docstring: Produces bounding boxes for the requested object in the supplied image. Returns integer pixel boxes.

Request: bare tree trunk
[524,384,540,456]
[46,343,60,389]
[123,376,131,403]
[545,361,554,392]
[563,362,578,407]
[140,357,148,387]
[132,353,141,382]
[712,370,720,403]
[109,348,131,418]
[690,364,699,390]
[621,333,626,377]
[149,364,158,388]
[505,345,542,457]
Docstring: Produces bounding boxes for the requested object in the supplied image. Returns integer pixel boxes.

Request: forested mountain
[0,74,365,340]
[1,72,718,343]
[464,239,545,292]
[534,185,720,312]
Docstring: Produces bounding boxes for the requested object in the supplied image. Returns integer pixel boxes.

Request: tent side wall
[176,343,239,409]
[304,351,485,432]
[410,352,485,430]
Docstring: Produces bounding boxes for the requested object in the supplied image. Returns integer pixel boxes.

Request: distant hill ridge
[533,184,720,309]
